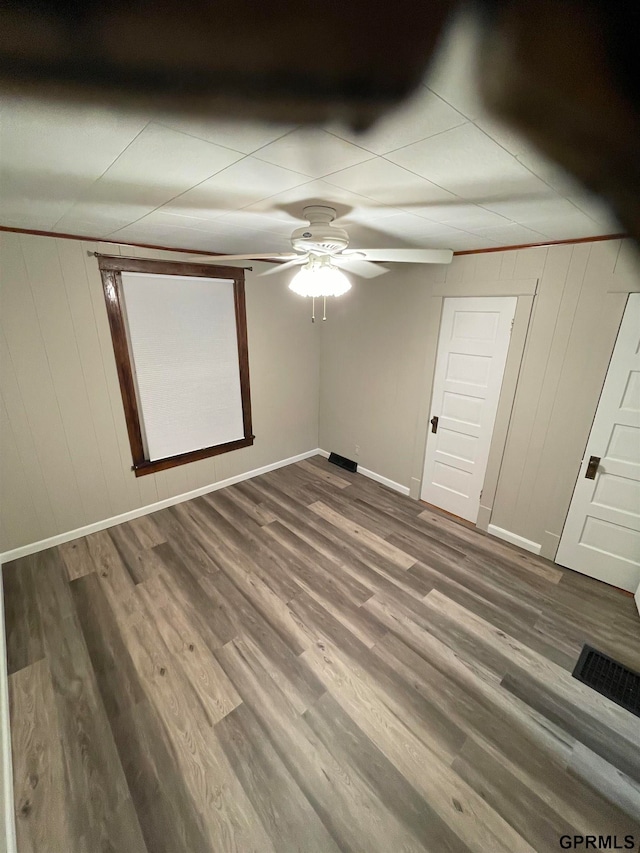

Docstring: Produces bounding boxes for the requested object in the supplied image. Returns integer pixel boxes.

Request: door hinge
[510,318,514,332]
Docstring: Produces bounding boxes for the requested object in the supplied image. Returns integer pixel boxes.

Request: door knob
[585,455,600,479]
[430,415,439,434]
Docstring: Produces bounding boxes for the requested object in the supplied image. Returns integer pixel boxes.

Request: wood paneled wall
[3,231,639,559]
[0,233,320,553]
[319,239,640,557]
[488,241,640,556]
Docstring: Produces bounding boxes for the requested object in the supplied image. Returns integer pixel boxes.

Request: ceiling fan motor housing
[291,205,349,255]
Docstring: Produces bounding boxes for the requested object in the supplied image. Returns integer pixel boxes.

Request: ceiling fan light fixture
[288,258,351,298]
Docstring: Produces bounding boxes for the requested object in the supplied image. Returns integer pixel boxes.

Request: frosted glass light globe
[289,263,351,297]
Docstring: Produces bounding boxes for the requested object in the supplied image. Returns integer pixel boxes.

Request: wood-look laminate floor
[4,455,640,853]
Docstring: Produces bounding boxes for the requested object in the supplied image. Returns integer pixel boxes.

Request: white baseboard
[0,442,407,853]
[0,447,325,852]
[318,449,410,496]
[0,448,321,564]
[0,569,17,853]
[358,465,410,496]
[487,524,542,555]
[1,447,413,563]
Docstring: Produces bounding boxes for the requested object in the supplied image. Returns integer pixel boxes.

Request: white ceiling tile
[209,230,290,255]
[241,182,332,221]
[411,203,510,230]
[472,113,534,157]
[334,221,408,250]
[438,234,498,250]
[324,158,457,206]
[209,230,291,254]
[340,205,410,226]
[514,153,580,196]
[111,215,291,254]
[480,196,614,239]
[153,116,295,154]
[426,11,484,120]
[0,73,622,252]
[54,123,245,234]
[191,225,290,254]
[472,117,586,198]
[0,206,67,232]
[473,114,581,193]
[0,97,149,228]
[163,157,310,217]
[520,211,612,241]
[0,97,148,177]
[471,223,548,245]
[102,122,243,189]
[103,223,167,243]
[329,87,466,154]
[54,207,155,238]
[63,122,241,214]
[0,174,88,232]
[480,195,577,223]
[570,194,619,229]
[0,191,68,231]
[374,213,470,248]
[243,179,382,223]
[140,209,229,229]
[452,236,502,251]
[214,210,295,236]
[386,124,550,200]
[108,211,218,241]
[108,220,215,249]
[253,129,375,178]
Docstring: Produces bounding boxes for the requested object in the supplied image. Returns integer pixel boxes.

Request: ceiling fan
[194,205,454,319]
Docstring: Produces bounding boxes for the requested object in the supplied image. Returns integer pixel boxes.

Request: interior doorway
[556,293,640,593]
[421,296,517,523]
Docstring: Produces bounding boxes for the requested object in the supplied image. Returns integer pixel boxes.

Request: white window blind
[120,271,245,462]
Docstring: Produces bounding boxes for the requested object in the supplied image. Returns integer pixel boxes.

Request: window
[98,255,253,476]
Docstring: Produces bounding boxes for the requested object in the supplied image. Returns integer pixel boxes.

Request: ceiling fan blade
[257,256,308,276]
[332,257,389,279]
[345,248,453,264]
[186,252,299,262]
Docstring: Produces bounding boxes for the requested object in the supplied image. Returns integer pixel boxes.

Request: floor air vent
[572,645,640,717]
[328,452,357,473]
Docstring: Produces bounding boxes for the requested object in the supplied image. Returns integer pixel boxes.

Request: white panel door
[421,296,517,522]
[556,293,640,593]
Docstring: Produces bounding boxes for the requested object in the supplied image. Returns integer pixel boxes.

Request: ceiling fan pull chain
[312,296,315,323]
[323,296,327,321]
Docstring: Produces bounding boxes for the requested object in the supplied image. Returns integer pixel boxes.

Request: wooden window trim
[98,254,254,477]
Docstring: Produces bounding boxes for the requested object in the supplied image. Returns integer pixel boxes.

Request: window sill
[132,435,255,477]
